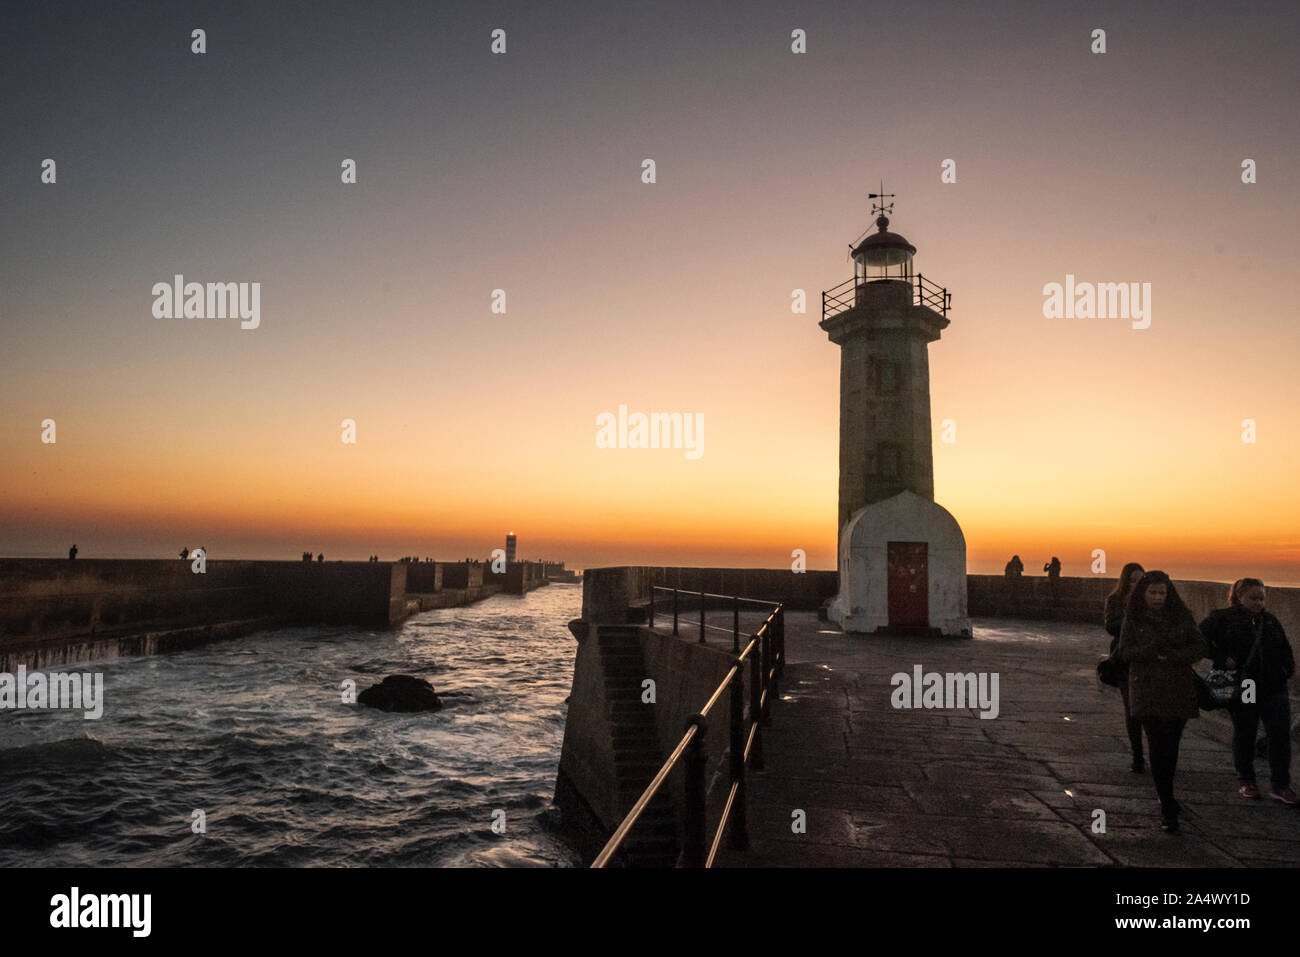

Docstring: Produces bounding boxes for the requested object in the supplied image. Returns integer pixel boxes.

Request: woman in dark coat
[1114,570,1208,832]
[1200,578,1295,804]
[1105,562,1146,771]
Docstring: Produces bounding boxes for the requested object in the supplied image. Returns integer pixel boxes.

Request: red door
[887,541,928,627]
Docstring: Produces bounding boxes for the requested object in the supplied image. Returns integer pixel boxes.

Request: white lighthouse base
[828,490,971,638]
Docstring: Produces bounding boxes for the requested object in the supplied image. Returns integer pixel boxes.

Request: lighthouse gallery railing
[822,274,951,322]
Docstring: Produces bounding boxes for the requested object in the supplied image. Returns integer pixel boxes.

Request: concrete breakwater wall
[559,566,815,861]
[576,566,838,622]
[968,574,1300,639]
[404,561,443,593]
[482,561,548,594]
[576,566,1300,637]
[555,618,734,847]
[641,566,838,611]
[0,558,404,637]
[557,572,738,863]
[0,558,547,670]
[5,617,283,673]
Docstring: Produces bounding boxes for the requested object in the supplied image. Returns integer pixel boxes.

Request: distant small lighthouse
[506,532,517,564]
[819,190,970,637]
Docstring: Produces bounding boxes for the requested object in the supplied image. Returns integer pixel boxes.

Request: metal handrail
[592,597,786,868]
[648,585,780,647]
[650,585,780,606]
[821,273,951,322]
[698,635,758,718]
[590,723,700,869]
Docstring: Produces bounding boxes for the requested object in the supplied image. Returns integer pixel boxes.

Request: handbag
[1204,669,1239,705]
[1199,628,1264,712]
[1197,669,1236,711]
[1096,655,1123,687]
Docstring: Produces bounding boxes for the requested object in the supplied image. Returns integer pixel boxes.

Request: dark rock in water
[533,806,566,834]
[358,675,442,712]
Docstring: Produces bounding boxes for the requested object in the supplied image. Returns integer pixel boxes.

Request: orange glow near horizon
[4,352,1298,584]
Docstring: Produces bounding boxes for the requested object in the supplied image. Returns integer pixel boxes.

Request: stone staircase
[597,625,680,867]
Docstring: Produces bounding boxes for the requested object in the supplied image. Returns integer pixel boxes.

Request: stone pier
[560,566,1300,867]
[710,612,1300,867]
[0,558,514,670]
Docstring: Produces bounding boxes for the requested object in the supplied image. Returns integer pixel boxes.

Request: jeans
[1140,717,1187,814]
[1231,693,1292,790]
[1119,680,1144,762]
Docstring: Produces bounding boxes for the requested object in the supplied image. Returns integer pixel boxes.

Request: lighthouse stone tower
[820,207,970,637]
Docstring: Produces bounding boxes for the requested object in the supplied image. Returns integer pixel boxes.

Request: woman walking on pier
[1115,570,1208,833]
[1200,579,1296,805]
[1105,562,1146,772]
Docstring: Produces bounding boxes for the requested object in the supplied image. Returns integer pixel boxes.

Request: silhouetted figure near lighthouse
[1044,556,1062,601]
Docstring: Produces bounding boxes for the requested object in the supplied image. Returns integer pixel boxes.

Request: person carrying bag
[1101,562,1146,771]
[1200,578,1296,804]
[1114,571,1208,832]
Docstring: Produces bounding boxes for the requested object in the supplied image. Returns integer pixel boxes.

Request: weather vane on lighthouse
[848,182,899,260]
[868,182,895,218]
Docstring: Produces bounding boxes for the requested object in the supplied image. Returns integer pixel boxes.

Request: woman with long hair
[1105,562,1146,771]
[1115,570,1208,832]
[1200,578,1296,804]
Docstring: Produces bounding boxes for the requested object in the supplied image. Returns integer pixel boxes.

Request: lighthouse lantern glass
[855,244,914,283]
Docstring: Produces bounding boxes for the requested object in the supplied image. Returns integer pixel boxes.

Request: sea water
[0,585,584,867]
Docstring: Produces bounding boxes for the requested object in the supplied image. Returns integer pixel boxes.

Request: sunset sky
[2,0,1297,583]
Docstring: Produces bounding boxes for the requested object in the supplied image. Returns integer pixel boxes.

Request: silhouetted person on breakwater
[180,547,190,560]
[1004,555,1023,579]
[1114,570,1207,833]
[1044,556,1062,600]
[68,544,77,560]
[1105,562,1147,772]
[317,553,324,563]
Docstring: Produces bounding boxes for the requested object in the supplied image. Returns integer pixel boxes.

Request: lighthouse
[819,194,970,637]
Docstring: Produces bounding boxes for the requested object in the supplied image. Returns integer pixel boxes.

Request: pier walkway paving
[653,611,1300,867]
